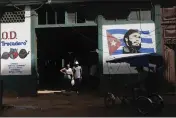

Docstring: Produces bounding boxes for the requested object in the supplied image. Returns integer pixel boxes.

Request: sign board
[102,23,156,74]
[1,23,31,75]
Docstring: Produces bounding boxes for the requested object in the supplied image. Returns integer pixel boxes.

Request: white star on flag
[111,40,117,46]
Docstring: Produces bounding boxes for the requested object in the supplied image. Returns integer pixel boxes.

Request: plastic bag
[71,79,75,86]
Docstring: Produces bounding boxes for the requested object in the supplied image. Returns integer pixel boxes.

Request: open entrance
[36,26,99,91]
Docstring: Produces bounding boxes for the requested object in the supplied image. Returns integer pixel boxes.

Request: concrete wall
[1,6,37,97]
[95,4,164,95]
[94,4,154,95]
[0,2,156,96]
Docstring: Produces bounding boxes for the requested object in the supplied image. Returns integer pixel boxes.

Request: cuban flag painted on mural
[106,29,155,55]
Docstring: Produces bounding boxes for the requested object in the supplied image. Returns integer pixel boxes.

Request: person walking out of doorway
[60,63,73,92]
[73,61,82,94]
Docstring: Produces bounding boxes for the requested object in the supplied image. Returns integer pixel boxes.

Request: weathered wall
[160,6,176,93]
[35,2,154,95]
[37,2,152,25]
[0,2,157,96]
[0,6,37,97]
[95,3,155,95]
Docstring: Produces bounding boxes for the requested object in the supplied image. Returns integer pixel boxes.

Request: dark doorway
[36,26,98,90]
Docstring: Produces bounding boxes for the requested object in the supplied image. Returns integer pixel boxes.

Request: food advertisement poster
[1,23,31,75]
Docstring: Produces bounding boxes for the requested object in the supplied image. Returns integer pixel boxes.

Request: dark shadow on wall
[1,75,37,97]
[75,2,152,21]
[99,59,176,96]
[36,26,98,90]
[99,73,176,96]
[99,74,139,96]
[37,2,152,25]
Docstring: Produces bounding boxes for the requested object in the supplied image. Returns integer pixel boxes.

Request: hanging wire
[8,0,46,11]
[7,0,47,18]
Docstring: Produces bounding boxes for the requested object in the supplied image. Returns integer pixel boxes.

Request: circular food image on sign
[19,49,30,59]
[1,52,10,60]
[9,48,19,59]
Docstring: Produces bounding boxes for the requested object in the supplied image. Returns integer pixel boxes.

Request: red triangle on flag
[106,32,121,55]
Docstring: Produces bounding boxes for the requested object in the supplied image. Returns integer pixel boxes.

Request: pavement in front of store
[0,91,176,117]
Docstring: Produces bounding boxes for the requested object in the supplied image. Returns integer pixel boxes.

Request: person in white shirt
[73,61,82,94]
[60,63,73,91]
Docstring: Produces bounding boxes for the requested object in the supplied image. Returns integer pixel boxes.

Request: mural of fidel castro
[123,29,142,54]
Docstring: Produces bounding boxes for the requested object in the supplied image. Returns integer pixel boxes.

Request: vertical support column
[0,7,2,76]
[30,6,38,95]
[97,15,104,75]
[25,6,33,75]
[65,11,68,25]
[0,6,2,108]
[154,5,165,93]
[62,59,64,68]
[31,10,38,76]
[0,5,6,76]
[97,15,105,95]
[154,5,162,55]
[55,12,57,24]
[0,7,3,102]
[46,12,48,24]
[0,80,3,109]
[0,7,4,99]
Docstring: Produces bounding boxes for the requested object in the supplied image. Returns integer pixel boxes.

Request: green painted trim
[36,23,97,28]
[65,11,68,25]
[97,15,104,76]
[102,20,154,25]
[0,11,1,75]
[31,9,37,77]
[154,5,162,55]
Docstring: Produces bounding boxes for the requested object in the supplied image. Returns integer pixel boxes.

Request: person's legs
[64,79,67,91]
[75,78,80,94]
[93,76,97,89]
[65,79,68,91]
[89,75,94,90]
[78,78,82,92]
[93,76,100,90]
[67,79,71,92]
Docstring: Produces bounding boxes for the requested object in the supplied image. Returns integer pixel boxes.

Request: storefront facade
[0,0,174,96]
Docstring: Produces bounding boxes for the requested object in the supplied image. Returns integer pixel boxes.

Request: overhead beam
[0,0,175,6]
[36,23,97,28]
[0,0,154,6]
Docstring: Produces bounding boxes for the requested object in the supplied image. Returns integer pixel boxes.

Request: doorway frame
[32,12,103,89]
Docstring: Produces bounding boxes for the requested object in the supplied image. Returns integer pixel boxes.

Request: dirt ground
[0,91,176,117]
